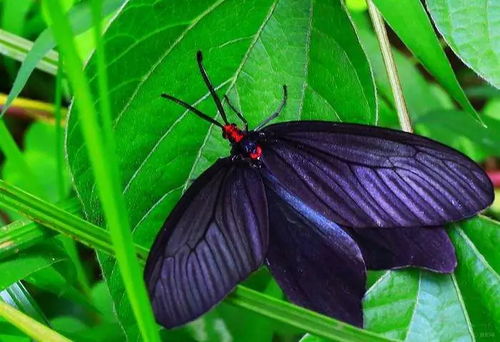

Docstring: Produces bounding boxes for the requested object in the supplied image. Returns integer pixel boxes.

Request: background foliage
[0,0,498,341]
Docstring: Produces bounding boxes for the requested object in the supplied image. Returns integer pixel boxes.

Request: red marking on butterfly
[249,145,262,160]
[222,124,244,142]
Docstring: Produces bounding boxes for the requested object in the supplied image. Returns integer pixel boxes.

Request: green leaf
[0,243,67,291]
[449,218,500,339]
[0,218,54,260]
[25,264,93,311]
[371,0,479,119]
[66,0,376,338]
[364,270,473,341]
[414,109,500,160]
[1,0,35,77]
[0,28,56,74]
[0,199,80,260]
[0,300,71,342]
[362,216,500,341]
[50,316,125,342]
[1,0,34,37]
[2,122,71,202]
[426,0,500,89]
[217,273,284,342]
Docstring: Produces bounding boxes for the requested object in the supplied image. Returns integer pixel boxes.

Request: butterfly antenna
[224,95,248,131]
[255,85,288,130]
[197,51,229,125]
[161,93,224,128]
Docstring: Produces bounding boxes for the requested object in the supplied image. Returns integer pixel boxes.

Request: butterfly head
[161,51,285,164]
[223,124,263,161]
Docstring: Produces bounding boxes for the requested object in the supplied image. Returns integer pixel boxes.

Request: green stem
[0,180,394,342]
[0,300,71,342]
[41,2,160,340]
[54,58,65,200]
[367,0,413,133]
[0,199,79,260]
[90,0,114,147]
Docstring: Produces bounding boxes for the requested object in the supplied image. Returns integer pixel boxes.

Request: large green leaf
[415,109,500,160]
[449,217,500,339]
[364,270,473,341]
[364,217,499,341]
[66,0,376,337]
[426,0,500,89]
[0,243,67,291]
[371,0,478,119]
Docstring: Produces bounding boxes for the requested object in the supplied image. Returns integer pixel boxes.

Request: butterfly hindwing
[265,187,366,327]
[144,158,268,328]
[261,121,493,228]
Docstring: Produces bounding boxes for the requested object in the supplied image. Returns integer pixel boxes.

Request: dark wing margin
[265,188,366,327]
[346,226,457,272]
[144,158,268,328]
[261,121,494,228]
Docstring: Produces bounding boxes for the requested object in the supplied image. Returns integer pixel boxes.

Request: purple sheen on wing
[344,226,457,273]
[261,121,494,228]
[144,159,269,328]
[265,189,366,327]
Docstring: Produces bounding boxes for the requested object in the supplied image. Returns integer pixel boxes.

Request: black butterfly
[144,51,493,328]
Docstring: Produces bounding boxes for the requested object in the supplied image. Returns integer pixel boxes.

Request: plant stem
[43,1,161,341]
[0,300,71,342]
[54,59,65,200]
[91,0,114,148]
[367,0,413,133]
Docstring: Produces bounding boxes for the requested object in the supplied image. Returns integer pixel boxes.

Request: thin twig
[367,0,413,133]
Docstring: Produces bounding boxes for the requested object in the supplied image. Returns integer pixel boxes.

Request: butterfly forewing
[261,121,494,228]
[144,158,268,328]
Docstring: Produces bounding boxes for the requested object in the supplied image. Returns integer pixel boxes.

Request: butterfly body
[223,124,264,163]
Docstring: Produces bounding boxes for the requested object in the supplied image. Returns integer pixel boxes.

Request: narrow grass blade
[0,219,54,259]
[0,300,71,342]
[1,282,49,326]
[41,2,160,340]
[0,29,57,74]
[0,0,124,118]
[0,199,79,260]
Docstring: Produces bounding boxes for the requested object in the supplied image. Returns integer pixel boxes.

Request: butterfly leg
[224,95,248,131]
[255,85,288,130]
